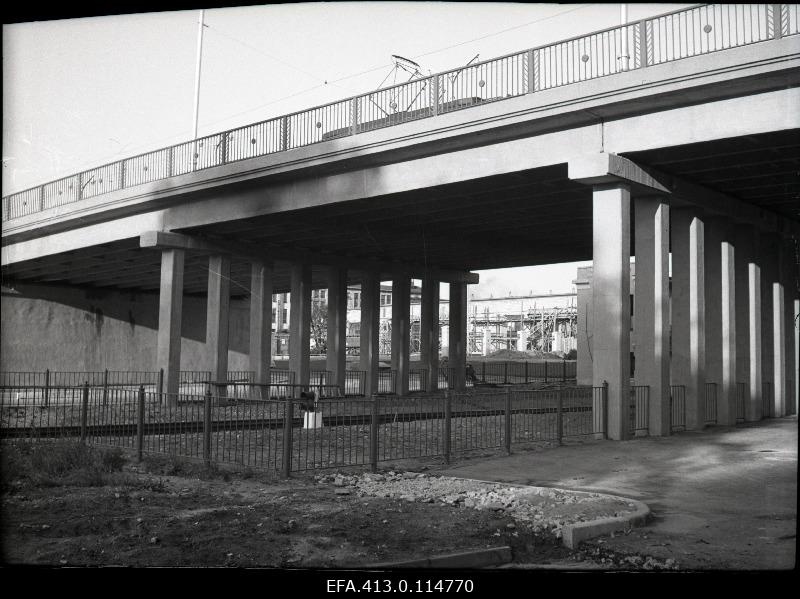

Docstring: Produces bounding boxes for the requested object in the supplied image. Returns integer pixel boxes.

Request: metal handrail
[3,3,789,222]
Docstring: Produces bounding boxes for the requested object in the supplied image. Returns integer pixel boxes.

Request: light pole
[192,9,205,170]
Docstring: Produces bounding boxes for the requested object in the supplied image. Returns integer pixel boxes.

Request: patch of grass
[141,452,231,481]
[1,440,130,489]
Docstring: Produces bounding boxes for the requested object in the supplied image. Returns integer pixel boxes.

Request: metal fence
[705,382,718,424]
[670,385,686,432]
[5,3,794,222]
[630,385,650,435]
[762,381,774,418]
[467,360,576,385]
[1,383,609,475]
[736,382,746,423]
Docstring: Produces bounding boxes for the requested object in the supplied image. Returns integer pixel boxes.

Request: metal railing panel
[705,382,718,423]
[630,385,650,434]
[670,385,687,431]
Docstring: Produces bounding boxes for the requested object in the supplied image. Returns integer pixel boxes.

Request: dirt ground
[0,441,676,570]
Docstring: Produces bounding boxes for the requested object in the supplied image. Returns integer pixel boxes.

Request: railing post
[102,369,109,407]
[562,359,566,382]
[220,132,229,164]
[772,4,784,39]
[524,361,529,384]
[504,361,508,385]
[482,362,486,383]
[350,97,360,135]
[44,368,50,408]
[39,186,45,212]
[444,390,452,464]
[282,396,293,477]
[158,368,164,404]
[137,385,145,462]
[638,19,649,68]
[77,173,84,201]
[203,387,212,466]
[544,361,548,383]
[430,75,440,116]
[505,387,512,455]
[526,49,535,93]
[603,381,609,440]
[80,381,89,443]
[167,147,174,177]
[281,116,290,151]
[119,160,127,190]
[370,395,379,472]
[557,388,564,445]
[532,49,540,92]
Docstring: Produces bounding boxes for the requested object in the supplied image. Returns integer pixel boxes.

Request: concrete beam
[569,153,670,193]
[139,230,479,285]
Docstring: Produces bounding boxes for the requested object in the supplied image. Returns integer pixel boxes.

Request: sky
[2,2,692,296]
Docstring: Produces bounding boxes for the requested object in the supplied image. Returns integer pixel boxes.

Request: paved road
[441,417,797,570]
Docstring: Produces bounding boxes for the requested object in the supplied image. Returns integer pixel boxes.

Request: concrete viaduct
[2,4,799,440]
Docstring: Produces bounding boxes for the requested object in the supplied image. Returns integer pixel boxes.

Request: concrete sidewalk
[441,417,797,570]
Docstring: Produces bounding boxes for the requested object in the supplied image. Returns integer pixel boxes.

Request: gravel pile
[314,470,637,540]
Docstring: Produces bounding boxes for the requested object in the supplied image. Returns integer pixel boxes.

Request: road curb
[364,546,513,569]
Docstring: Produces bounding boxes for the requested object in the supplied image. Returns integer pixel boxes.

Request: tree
[310,302,327,354]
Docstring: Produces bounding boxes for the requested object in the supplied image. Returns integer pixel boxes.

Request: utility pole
[192,9,206,170]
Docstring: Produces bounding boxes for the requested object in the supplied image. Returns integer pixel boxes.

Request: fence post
[80,381,89,443]
[603,381,609,440]
[524,361,529,384]
[638,19,649,68]
[544,361,548,383]
[772,4,784,39]
[158,368,164,403]
[370,395,379,472]
[482,362,486,383]
[557,388,564,446]
[505,387,512,455]
[444,390,451,464]
[102,369,109,407]
[203,388,212,466]
[282,396,293,477]
[44,369,50,408]
[562,359,567,382]
[137,385,145,462]
[504,362,508,385]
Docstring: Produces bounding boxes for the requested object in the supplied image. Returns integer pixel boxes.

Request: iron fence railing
[467,360,576,385]
[2,384,610,475]
[761,381,774,418]
[736,381,746,423]
[630,385,650,435]
[4,4,792,222]
[670,385,686,432]
[705,382,718,424]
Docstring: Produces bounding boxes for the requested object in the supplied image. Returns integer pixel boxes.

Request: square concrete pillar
[421,275,440,393]
[734,226,759,421]
[773,281,786,416]
[157,249,185,399]
[592,184,631,441]
[633,197,670,436]
[719,239,737,426]
[206,254,231,397]
[249,261,273,399]
[782,241,797,416]
[574,267,593,386]
[326,267,348,392]
[289,263,312,389]
[449,282,468,392]
[360,273,380,397]
[670,209,705,430]
[794,298,799,416]
[760,234,777,417]
[391,275,411,396]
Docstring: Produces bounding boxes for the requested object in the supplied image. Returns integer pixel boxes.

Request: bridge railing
[4,4,796,223]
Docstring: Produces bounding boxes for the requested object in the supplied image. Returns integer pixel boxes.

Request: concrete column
[782,240,797,416]
[391,275,411,396]
[633,197,670,436]
[670,209,705,430]
[574,267,593,386]
[704,218,737,424]
[421,275,440,392]
[482,327,491,357]
[592,184,631,441]
[326,267,348,392]
[360,273,380,397]
[206,255,231,397]
[734,226,759,421]
[449,282,468,392]
[773,242,786,417]
[249,261,273,399]
[795,297,799,416]
[289,263,312,389]
[157,249,184,398]
[760,234,776,417]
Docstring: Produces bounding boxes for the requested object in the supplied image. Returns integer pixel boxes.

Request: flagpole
[192,9,205,169]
